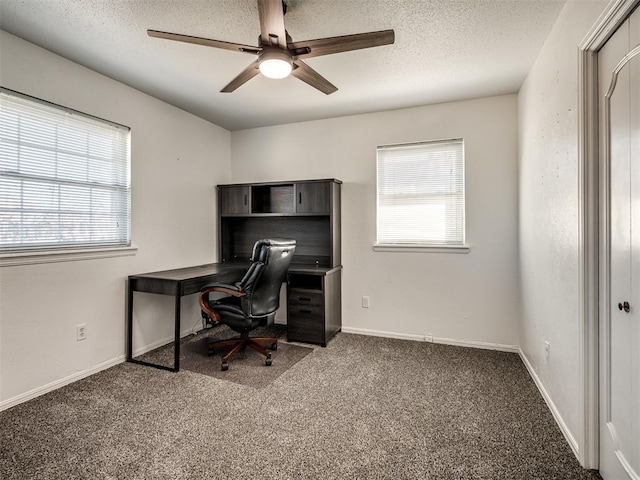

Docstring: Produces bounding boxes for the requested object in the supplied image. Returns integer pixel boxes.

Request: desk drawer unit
[287,290,325,345]
[286,268,341,347]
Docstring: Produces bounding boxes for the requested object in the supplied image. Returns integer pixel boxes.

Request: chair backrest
[238,238,296,318]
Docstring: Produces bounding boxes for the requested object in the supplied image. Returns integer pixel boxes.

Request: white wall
[231,95,520,348]
[517,0,609,460]
[0,31,231,407]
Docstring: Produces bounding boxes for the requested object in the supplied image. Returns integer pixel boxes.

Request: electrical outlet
[544,341,550,360]
[77,323,87,341]
[362,296,370,308]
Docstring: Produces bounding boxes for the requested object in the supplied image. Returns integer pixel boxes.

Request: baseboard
[1,326,206,412]
[341,326,426,342]
[431,336,519,353]
[518,347,580,460]
[0,355,125,412]
[131,326,202,357]
[340,326,518,352]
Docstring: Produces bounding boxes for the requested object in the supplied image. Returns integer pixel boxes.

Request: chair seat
[208,302,250,330]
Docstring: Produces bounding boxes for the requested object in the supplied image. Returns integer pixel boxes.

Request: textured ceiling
[0,0,566,131]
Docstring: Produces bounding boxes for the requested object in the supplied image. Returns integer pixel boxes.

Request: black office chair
[198,238,296,371]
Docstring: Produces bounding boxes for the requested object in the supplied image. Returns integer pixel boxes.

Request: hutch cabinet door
[219,186,250,214]
[295,182,330,214]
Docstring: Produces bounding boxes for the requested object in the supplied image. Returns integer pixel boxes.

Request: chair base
[208,335,278,370]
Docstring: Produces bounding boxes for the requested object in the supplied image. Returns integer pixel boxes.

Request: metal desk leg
[127,283,180,373]
[173,292,181,372]
[126,280,133,361]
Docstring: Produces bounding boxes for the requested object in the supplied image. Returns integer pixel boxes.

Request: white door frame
[578,0,639,469]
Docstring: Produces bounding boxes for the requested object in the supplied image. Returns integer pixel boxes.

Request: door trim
[578,0,639,469]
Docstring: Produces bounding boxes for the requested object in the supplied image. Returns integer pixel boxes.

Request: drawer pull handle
[299,309,312,314]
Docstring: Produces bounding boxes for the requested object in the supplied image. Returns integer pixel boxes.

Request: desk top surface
[129,263,244,281]
[129,262,341,282]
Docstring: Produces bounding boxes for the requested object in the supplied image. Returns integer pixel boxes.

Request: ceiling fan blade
[220,60,260,92]
[291,60,337,95]
[289,30,395,59]
[147,29,261,54]
[257,0,287,48]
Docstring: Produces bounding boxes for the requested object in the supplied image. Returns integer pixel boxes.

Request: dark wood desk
[127,262,342,372]
[126,263,246,372]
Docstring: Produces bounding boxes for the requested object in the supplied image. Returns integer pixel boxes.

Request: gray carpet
[0,333,601,479]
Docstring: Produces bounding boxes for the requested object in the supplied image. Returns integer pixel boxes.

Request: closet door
[598,9,640,480]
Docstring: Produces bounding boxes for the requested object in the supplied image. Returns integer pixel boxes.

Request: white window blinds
[376,139,465,246]
[0,88,131,251]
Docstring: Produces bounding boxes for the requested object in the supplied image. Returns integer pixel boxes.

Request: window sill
[0,245,138,267]
[372,243,471,254]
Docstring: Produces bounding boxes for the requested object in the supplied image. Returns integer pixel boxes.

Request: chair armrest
[200,283,246,297]
[198,284,246,323]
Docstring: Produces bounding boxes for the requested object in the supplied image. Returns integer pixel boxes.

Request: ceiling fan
[147,0,395,95]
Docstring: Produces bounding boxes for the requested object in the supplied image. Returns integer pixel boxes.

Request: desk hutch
[218,178,342,346]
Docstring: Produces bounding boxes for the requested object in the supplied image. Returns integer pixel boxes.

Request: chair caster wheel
[270,342,277,351]
[221,362,229,371]
[265,358,272,366]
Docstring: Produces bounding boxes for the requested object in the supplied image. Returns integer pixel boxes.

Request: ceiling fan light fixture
[148,0,395,94]
[258,49,293,79]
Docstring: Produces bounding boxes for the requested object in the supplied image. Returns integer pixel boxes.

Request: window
[0,88,131,253]
[376,139,465,249]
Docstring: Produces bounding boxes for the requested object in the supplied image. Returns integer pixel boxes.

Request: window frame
[0,87,135,265]
[374,138,470,254]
